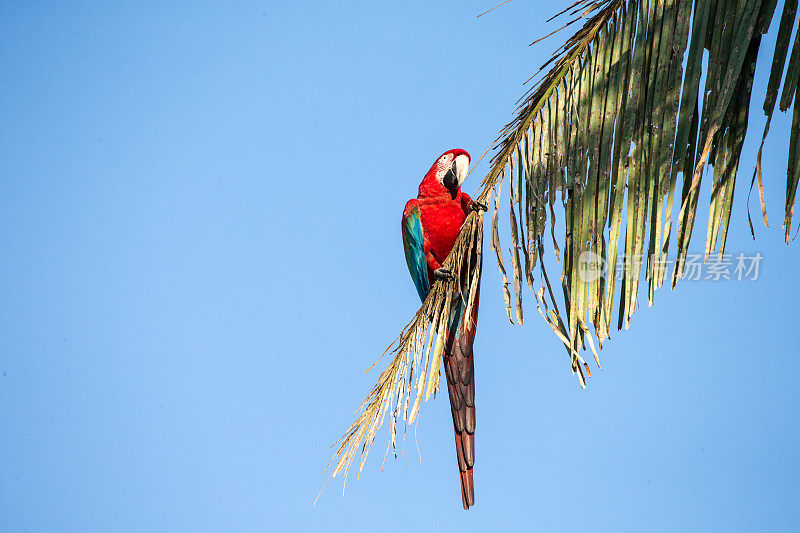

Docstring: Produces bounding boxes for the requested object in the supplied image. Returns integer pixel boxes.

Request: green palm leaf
[476,0,799,381]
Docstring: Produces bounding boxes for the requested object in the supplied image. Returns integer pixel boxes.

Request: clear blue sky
[1,2,798,531]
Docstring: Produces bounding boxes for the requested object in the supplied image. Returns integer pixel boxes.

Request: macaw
[401,148,486,509]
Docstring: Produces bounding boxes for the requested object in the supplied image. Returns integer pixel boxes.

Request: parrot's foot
[434,268,454,281]
[470,201,488,212]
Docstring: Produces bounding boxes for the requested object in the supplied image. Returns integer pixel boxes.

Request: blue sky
[1,1,798,531]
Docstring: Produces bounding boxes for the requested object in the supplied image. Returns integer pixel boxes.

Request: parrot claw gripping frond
[470,201,488,212]
[434,268,455,281]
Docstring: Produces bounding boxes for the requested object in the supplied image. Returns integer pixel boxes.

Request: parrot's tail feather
[443,284,479,510]
[455,431,475,509]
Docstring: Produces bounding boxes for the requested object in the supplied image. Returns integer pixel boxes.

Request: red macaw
[401,148,486,509]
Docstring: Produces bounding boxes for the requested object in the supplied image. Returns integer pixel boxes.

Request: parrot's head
[418,148,471,198]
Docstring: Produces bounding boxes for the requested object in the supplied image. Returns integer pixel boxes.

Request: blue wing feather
[402,205,430,302]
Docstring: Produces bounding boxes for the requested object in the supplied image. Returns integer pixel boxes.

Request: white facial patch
[435,153,455,184]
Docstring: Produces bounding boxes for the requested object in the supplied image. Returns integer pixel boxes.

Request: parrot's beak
[443,160,459,194]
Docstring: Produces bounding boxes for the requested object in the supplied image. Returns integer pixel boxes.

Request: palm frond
[478,0,799,384]
[324,0,800,490]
